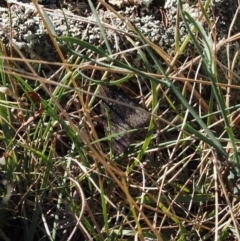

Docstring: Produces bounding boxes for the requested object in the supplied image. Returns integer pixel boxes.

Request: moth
[99,85,150,153]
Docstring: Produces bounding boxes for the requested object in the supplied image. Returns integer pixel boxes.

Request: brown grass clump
[1,0,240,240]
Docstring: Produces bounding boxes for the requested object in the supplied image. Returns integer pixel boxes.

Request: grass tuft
[1,0,240,240]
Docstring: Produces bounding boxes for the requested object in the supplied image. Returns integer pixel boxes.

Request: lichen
[0,0,239,78]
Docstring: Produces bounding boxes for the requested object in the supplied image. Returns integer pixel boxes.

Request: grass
[1,0,240,240]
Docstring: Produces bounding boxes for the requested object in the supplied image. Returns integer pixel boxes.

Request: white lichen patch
[0,0,239,80]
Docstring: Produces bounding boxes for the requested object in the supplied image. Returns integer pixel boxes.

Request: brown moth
[99,86,150,153]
